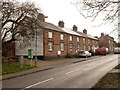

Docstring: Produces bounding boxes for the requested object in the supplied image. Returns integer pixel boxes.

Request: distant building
[98,33,115,53]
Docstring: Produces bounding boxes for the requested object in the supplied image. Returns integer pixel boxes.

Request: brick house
[15,13,99,60]
[98,33,115,53]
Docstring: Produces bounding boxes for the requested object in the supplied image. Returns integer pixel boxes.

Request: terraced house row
[15,13,99,60]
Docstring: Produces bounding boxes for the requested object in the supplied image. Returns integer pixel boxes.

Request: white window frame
[93,40,94,45]
[88,39,90,44]
[88,46,90,51]
[83,45,86,51]
[96,41,98,45]
[109,40,111,43]
[70,44,73,51]
[70,36,72,41]
[60,34,64,40]
[48,32,53,38]
[77,37,79,42]
[60,43,64,51]
[48,42,53,51]
[77,44,80,51]
[83,38,86,44]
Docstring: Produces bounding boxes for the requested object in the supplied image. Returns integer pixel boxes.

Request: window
[88,39,90,44]
[60,34,64,40]
[70,44,73,51]
[83,38,86,44]
[70,36,72,41]
[77,45,80,51]
[60,43,64,51]
[48,32,53,38]
[83,45,86,51]
[93,40,94,45]
[96,41,98,45]
[109,40,111,43]
[48,42,53,51]
[88,46,90,51]
[77,37,79,42]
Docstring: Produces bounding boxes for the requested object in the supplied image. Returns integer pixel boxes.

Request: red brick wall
[2,42,15,57]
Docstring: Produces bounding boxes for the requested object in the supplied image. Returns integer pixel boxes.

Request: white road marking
[65,68,80,75]
[22,78,53,89]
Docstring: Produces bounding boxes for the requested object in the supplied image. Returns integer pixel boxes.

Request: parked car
[114,47,120,54]
[79,51,92,57]
[96,48,107,55]
[89,49,98,56]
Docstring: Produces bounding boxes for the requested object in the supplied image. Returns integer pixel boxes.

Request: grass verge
[2,63,36,75]
[115,64,120,69]
[90,64,120,89]
[90,73,120,89]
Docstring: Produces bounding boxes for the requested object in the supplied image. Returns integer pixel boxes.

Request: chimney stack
[73,25,77,32]
[101,33,104,36]
[58,21,64,27]
[83,29,87,34]
[37,13,47,22]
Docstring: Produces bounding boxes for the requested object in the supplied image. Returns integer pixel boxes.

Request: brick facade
[99,33,115,53]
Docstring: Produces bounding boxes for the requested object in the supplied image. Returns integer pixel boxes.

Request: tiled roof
[39,21,64,32]
[39,21,98,40]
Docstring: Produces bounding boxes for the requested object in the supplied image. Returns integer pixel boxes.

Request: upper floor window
[93,40,94,45]
[88,39,90,44]
[70,44,73,51]
[96,41,98,45]
[83,38,86,44]
[48,32,53,38]
[48,42,53,51]
[109,40,111,43]
[60,34,64,40]
[77,37,79,42]
[60,43,64,51]
[70,36,72,41]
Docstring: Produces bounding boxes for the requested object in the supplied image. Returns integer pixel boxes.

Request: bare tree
[2,1,42,46]
[72,0,119,39]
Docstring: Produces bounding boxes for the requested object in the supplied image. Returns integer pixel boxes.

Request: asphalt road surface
[3,54,119,89]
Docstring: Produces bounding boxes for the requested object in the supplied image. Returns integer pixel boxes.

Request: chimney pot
[37,13,45,22]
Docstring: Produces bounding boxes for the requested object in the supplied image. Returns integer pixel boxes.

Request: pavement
[2,56,100,80]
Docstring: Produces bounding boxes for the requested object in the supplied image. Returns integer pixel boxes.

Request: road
[3,54,119,89]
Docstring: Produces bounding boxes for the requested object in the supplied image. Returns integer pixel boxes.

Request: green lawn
[2,63,36,75]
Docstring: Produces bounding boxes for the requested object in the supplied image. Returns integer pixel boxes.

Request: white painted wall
[15,28,43,56]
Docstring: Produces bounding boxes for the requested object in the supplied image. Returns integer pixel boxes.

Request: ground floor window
[60,43,64,51]
[70,44,73,51]
[77,45,80,51]
[83,45,86,51]
[48,42,53,51]
[88,46,90,51]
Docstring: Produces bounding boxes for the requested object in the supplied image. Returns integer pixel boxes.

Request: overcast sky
[19,0,118,41]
